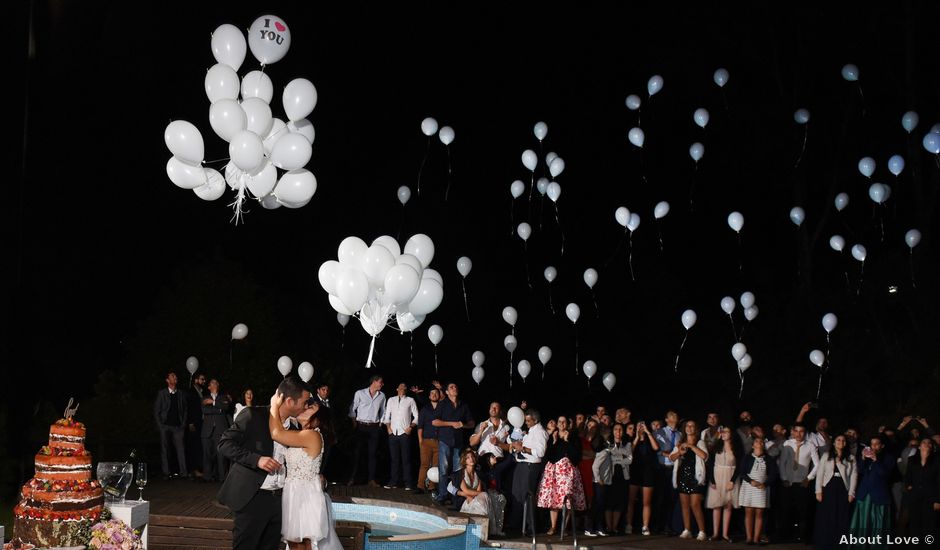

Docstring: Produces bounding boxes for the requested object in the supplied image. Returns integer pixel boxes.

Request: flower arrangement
[87,518,143,550]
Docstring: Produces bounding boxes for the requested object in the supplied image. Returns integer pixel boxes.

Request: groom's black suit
[218,406,286,550]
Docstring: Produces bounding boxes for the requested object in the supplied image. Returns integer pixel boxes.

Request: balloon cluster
[318,234,442,367]
[164,16,318,223]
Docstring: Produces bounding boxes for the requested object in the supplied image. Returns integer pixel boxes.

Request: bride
[269,393,343,550]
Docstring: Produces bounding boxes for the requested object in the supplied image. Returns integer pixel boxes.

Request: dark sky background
[6,1,940,463]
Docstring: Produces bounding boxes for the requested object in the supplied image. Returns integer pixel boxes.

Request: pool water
[366,523,425,537]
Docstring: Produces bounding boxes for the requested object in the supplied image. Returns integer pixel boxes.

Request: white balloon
[270,132,312,171]
[337,313,350,327]
[565,303,581,324]
[209,98,247,142]
[510,180,525,199]
[822,313,838,333]
[905,229,922,249]
[260,194,281,209]
[287,119,315,144]
[242,97,274,138]
[503,335,517,353]
[282,78,318,122]
[395,311,425,332]
[602,372,617,392]
[421,117,439,137]
[740,292,755,310]
[277,355,293,377]
[681,309,697,330]
[336,267,369,313]
[549,157,565,178]
[408,279,443,316]
[338,236,368,268]
[522,149,537,171]
[516,222,532,241]
[689,142,704,162]
[427,466,440,483]
[834,193,849,212]
[273,169,317,207]
[731,343,747,362]
[241,70,274,103]
[628,127,645,148]
[457,256,473,277]
[924,132,940,155]
[167,157,208,189]
[298,361,314,382]
[211,24,247,71]
[713,68,729,87]
[888,155,905,176]
[851,244,867,262]
[398,186,412,205]
[809,349,825,368]
[472,351,485,368]
[422,266,444,287]
[472,366,485,385]
[502,306,518,327]
[248,15,291,65]
[538,346,552,365]
[164,120,205,165]
[582,360,597,379]
[720,296,735,315]
[737,354,752,372]
[615,207,630,228]
[693,108,710,129]
[507,407,525,428]
[438,126,455,145]
[372,236,401,258]
[829,235,845,252]
[396,254,423,278]
[627,213,641,232]
[329,294,354,315]
[194,168,226,201]
[543,266,557,283]
[789,206,806,227]
[362,244,396,288]
[428,324,443,346]
[841,63,859,82]
[404,234,435,268]
[517,360,532,380]
[533,121,548,141]
[901,111,919,134]
[583,268,598,289]
[537,177,549,195]
[625,94,641,111]
[205,63,240,103]
[545,152,558,166]
[231,323,248,340]
[744,306,759,321]
[546,182,561,202]
[858,157,875,178]
[727,211,744,233]
[383,264,420,306]
[245,159,277,198]
[654,201,670,219]
[262,118,288,156]
[794,108,811,125]
[186,356,199,375]
[868,183,886,204]
[229,130,265,173]
[647,75,663,96]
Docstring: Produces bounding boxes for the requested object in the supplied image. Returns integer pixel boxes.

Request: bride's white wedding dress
[282,433,343,549]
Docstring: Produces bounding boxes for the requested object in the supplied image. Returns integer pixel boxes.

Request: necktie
[794,442,801,471]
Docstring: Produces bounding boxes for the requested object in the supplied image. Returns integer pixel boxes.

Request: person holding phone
[849,435,895,543]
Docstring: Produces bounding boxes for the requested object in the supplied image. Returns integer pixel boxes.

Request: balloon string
[203,157,231,166]
[341,327,345,351]
[434,348,438,374]
[910,250,917,290]
[674,332,689,372]
[739,373,745,400]
[538,195,545,231]
[689,164,698,212]
[794,125,808,169]
[574,326,579,375]
[554,203,565,256]
[591,290,599,319]
[509,197,515,236]
[825,334,831,371]
[656,220,664,252]
[509,351,514,389]
[365,336,376,369]
[627,232,636,282]
[857,262,865,296]
[416,137,430,197]
[738,322,748,344]
[737,233,743,273]
[816,371,823,401]
[728,314,737,342]
[409,332,413,371]
[461,278,471,321]
[523,243,533,290]
[547,284,555,315]
[527,172,536,222]
[444,145,453,202]
[228,176,248,225]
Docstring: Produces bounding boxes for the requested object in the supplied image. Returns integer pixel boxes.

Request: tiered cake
[13,417,104,548]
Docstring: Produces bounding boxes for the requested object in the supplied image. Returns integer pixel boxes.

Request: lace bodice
[285,439,323,483]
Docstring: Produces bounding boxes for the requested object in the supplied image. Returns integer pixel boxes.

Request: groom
[218,377,313,550]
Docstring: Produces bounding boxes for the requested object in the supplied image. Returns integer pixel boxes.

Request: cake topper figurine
[63,398,80,421]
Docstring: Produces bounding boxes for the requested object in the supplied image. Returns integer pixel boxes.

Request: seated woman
[459,449,506,536]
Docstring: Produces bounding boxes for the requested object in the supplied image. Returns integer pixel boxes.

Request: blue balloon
[841,63,859,82]
[794,108,810,125]
[887,155,905,176]
[901,111,919,134]
[689,142,704,163]
[924,132,940,155]
[857,157,875,178]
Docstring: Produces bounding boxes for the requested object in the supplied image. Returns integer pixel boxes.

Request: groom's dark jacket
[217,406,275,512]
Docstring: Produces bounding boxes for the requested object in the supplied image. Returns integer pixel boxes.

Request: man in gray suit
[201,378,234,482]
[153,371,188,479]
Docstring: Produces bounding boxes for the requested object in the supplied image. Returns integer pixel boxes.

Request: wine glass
[136,463,148,501]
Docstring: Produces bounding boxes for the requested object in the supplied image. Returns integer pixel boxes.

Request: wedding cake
[13,411,104,548]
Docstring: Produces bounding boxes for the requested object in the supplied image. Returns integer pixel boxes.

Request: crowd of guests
[346,375,939,545]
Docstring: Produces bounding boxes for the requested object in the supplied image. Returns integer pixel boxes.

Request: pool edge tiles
[333,502,450,533]
[331,501,484,549]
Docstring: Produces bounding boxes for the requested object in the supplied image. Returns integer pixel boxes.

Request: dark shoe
[414,488,424,494]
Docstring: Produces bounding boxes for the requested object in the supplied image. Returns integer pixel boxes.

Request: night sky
[7,2,940,456]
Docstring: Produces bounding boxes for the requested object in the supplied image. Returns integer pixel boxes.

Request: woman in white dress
[458,449,504,536]
[269,393,343,550]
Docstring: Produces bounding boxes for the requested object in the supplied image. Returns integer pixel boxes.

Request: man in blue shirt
[432,382,475,503]
[347,375,386,487]
[653,410,681,535]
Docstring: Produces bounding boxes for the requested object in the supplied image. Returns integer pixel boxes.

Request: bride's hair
[303,405,336,446]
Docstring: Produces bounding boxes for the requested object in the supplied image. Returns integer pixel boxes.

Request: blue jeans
[435,440,461,501]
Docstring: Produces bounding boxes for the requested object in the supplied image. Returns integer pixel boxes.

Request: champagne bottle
[104,448,137,497]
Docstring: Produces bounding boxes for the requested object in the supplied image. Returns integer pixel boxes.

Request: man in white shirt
[382,382,419,490]
[470,401,511,458]
[347,375,386,487]
[508,408,549,534]
[776,423,819,543]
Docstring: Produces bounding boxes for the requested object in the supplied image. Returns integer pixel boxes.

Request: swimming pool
[332,501,486,549]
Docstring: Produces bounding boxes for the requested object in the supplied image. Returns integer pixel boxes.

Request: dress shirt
[260,417,296,490]
[475,418,510,457]
[348,387,386,423]
[417,404,441,439]
[517,423,548,463]
[778,438,820,483]
[806,431,831,456]
[655,425,681,466]
[382,394,418,435]
[436,398,473,447]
